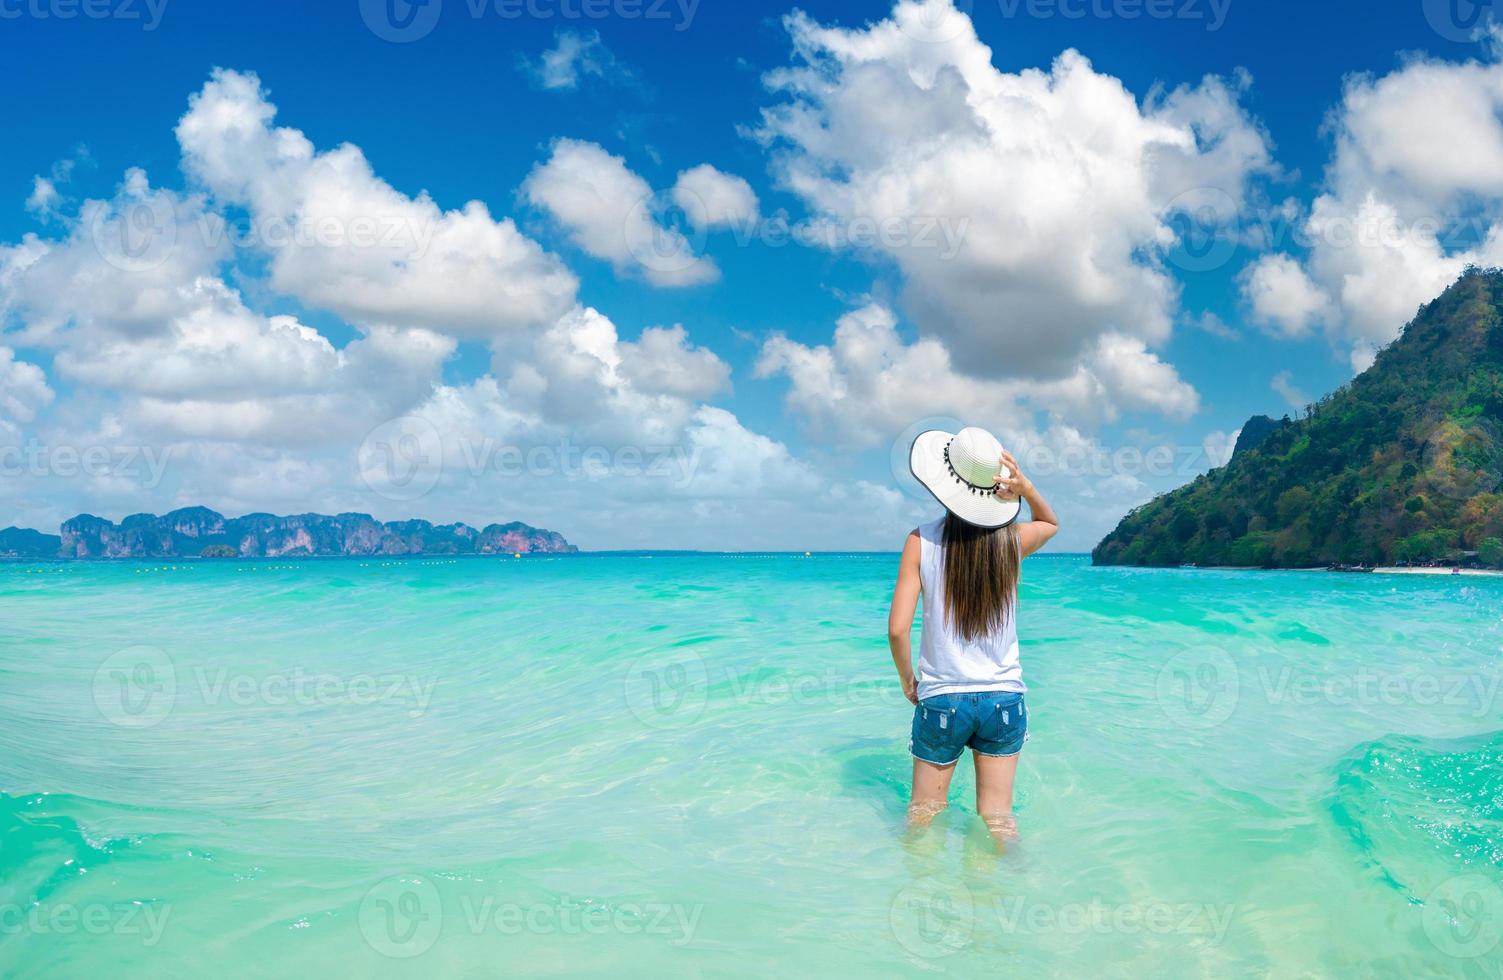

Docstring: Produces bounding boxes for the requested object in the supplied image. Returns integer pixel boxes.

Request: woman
[888,426,1059,845]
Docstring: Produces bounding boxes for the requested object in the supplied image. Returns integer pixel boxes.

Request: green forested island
[1094,268,1503,568]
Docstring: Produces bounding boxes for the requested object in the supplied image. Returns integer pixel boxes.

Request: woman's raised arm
[996,449,1058,557]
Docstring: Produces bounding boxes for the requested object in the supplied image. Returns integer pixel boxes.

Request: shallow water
[1,554,1501,976]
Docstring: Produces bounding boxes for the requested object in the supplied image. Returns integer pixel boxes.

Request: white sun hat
[909,426,1023,528]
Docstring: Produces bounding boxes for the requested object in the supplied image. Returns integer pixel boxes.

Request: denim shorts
[910,690,1027,765]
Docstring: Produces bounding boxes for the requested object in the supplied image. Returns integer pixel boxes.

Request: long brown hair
[941,512,1021,641]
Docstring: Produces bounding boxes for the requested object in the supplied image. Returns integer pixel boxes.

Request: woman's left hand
[902,673,918,705]
[994,449,1033,498]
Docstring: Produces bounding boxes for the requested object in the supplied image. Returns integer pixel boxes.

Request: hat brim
[909,429,1022,529]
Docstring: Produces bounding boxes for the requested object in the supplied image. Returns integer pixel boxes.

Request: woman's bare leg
[907,757,957,830]
[973,751,1020,846]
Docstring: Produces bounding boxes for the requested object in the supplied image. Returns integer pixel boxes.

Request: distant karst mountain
[0,507,577,559]
[0,527,63,559]
[1094,268,1503,568]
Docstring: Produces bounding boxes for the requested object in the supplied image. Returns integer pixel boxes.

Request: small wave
[1329,729,1503,900]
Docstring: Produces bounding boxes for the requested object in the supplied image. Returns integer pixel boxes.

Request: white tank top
[916,517,1025,700]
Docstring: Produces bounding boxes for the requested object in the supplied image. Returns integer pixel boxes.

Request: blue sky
[1,0,1499,550]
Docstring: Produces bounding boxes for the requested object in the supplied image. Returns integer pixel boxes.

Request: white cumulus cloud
[1247,51,1503,365]
[755,302,1199,449]
[522,138,720,287]
[1239,253,1331,338]
[523,30,622,91]
[753,0,1274,378]
[672,164,759,231]
[0,346,53,429]
[176,68,578,337]
[1270,370,1309,411]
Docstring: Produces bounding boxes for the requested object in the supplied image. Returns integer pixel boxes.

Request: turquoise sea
[2,554,1502,977]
